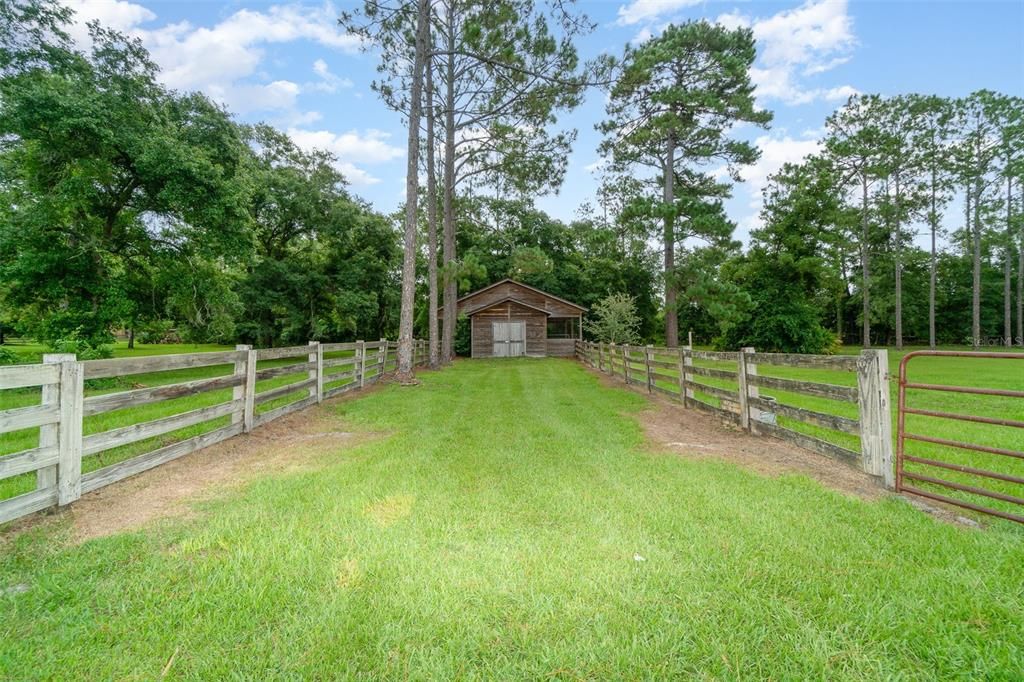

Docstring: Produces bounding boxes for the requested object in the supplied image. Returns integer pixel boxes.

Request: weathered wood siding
[460,281,582,317]
[545,338,576,357]
[471,301,546,358]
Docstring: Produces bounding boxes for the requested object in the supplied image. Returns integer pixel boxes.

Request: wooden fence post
[737,347,757,431]
[39,352,81,501]
[243,347,257,433]
[623,344,631,384]
[677,346,687,407]
[356,340,365,388]
[857,349,894,487]
[308,341,323,403]
[683,344,694,404]
[379,338,387,376]
[745,347,761,426]
[38,354,73,492]
[645,345,653,393]
[53,355,83,506]
[233,344,251,428]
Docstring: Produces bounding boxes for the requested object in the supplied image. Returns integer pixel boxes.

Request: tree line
[3,0,1021,369]
[712,91,1023,353]
[0,1,406,357]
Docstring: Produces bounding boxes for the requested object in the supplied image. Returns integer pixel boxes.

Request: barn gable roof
[457,279,587,314]
[462,297,553,317]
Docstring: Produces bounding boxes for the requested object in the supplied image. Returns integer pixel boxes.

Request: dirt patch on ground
[600,371,994,527]
[4,388,383,544]
[590,369,884,499]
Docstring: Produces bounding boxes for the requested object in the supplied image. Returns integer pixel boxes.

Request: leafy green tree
[951,91,1003,348]
[874,95,929,349]
[719,159,843,353]
[0,5,249,345]
[599,20,770,347]
[343,0,431,381]
[825,94,886,347]
[584,293,641,344]
[911,95,956,348]
[428,0,600,364]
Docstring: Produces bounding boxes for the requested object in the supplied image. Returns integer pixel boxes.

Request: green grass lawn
[629,345,1023,519]
[1,359,1022,679]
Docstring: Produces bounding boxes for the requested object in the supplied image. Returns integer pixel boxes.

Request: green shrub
[0,346,20,365]
[137,320,179,344]
[46,331,120,388]
[47,331,114,360]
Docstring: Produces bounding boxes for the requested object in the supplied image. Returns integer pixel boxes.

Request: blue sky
[63,0,1024,244]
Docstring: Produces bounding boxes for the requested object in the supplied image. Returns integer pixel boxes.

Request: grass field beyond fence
[1,359,1022,679]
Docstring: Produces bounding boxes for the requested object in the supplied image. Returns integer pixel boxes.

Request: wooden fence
[576,341,893,487]
[0,339,428,524]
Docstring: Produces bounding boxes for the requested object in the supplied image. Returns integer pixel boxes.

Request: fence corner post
[857,349,894,487]
[356,340,366,388]
[38,354,66,491]
[240,346,257,433]
[738,347,758,431]
[40,353,81,504]
[682,343,694,405]
[676,346,687,406]
[645,345,653,393]
[233,344,251,431]
[308,341,323,403]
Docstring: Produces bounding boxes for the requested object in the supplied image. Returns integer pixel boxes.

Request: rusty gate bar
[897,350,1024,524]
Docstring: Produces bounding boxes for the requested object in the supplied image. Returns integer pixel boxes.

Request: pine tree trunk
[1017,229,1023,347]
[861,174,871,348]
[440,5,457,365]
[426,57,440,369]
[972,179,982,351]
[894,174,903,351]
[1005,175,1012,347]
[395,0,430,382]
[663,138,678,348]
[1018,184,1023,346]
[929,161,937,349]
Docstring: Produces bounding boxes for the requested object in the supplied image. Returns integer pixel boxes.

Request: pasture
[1,358,1021,678]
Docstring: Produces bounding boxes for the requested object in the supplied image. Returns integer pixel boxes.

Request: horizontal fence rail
[0,338,429,525]
[576,341,893,486]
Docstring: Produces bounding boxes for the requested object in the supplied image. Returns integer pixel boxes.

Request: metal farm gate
[896,350,1024,524]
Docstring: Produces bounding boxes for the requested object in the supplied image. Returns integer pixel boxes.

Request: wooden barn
[454,280,586,358]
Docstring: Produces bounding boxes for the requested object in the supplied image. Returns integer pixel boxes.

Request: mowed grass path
[1,359,1022,679]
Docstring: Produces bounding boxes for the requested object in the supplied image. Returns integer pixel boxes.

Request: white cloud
[714,10,750,31]
[310,58,354,93]
[717,0,858,106]
[736,133,822,234]
[62,0,155,44]
[62,1,359,107]
[286,128,403,185]
[630,27,654,46]
[208,80,302,115]
[616,0,702,26]
[823,84,859,102]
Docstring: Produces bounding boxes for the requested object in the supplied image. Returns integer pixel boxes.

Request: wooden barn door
[492,321,525,357]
